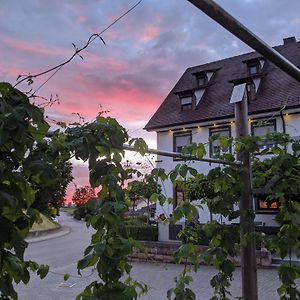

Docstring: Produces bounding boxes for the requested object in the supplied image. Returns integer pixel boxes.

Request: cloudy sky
[1,0,299,198]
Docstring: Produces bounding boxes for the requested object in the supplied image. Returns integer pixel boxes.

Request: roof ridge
[186,40,300,71]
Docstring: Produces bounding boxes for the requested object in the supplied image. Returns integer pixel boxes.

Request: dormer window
[192,70,215,88]
[197,74,208,87]
[180,96,193,110]
[248,62,260,75]
[244,57,265,76]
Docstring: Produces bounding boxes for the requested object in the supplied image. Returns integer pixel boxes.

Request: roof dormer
[191,69,216,106]
[175,90,194,111]
[192,70,214,88]
[229,76,261,104]
[243,57,265,76]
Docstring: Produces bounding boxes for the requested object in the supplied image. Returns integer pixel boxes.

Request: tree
[0,82,54,298]
[72,186,96,206]
[127,175,161,221]
[32,160,73,215]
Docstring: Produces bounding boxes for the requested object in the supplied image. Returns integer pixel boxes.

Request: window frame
[197,74,208,87]
[173,131,192,161]
[174,185,185,208]
[251,119,277,152]
[254,195,279,214]
[180,95,193,111]
[248,63,260,75]
[209,125,232,158]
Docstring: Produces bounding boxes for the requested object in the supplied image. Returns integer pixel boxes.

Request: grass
[60,207,75,216]
[30,214,60,232]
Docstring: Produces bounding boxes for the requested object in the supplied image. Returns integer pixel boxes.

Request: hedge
[126,225,158,241]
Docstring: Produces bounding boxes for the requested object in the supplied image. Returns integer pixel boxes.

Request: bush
[178,223,242,246]
[126,225,158,241]
[73,205,87,220]
[125,214,148,225]
[73,198,100,220]
[178,224,211,245]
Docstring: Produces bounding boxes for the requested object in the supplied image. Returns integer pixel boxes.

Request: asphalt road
[16,213,281,300]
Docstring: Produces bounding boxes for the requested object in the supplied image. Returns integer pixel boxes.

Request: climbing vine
[151,134,300,300]
[1,82,300,300]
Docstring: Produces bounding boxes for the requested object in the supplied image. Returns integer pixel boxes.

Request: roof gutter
[187,0,300,82]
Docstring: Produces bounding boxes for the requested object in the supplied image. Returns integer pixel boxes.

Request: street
[16,213,281,299]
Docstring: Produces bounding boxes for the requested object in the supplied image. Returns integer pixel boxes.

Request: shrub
[73,205,87,220]
[125,214,148,225]
[178,224,210,245]
[73,198,100,220]
[126,225,158,241]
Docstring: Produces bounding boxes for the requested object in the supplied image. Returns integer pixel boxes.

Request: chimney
[283,36,296,45]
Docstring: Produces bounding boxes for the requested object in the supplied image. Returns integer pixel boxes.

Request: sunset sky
[1,0,299,199]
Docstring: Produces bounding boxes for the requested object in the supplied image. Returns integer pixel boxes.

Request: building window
[248,63,259,75]
[174,185,185,207]
[209,126,231,157]
[173,131,192,156]
[180,96,193,111]
[255,196,279,213]
[197,74,208,87]
[251,120,276,151]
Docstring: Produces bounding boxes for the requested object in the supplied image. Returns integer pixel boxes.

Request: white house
[144,37,300,241]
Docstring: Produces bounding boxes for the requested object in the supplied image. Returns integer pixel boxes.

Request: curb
[27,225,61,238]
[26,225,71,243]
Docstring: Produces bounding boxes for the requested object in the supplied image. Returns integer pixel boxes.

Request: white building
[144,37,300,241]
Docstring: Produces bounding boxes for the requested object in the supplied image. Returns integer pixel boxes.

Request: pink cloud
[291,18,300,25]
[140,25,161,41]
[0,34,69,58]
[80,52,129,72]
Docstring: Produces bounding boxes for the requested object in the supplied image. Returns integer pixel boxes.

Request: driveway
[16,213,281,299]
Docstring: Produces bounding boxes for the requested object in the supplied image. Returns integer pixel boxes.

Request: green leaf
[64,273,70,281]
[37,264,49,279]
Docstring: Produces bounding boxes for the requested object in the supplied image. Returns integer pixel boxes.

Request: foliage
[63,117,148,299]
[32,160,73,216]
[127,175,161,222]
[152,134,300,300]
[73,198,100,221]
[2,80,300,300]
[177,224,210,246]
[124,214,148,226]
[72,186,96,206]
[126,225,158,241]
[0,83,51,299]
[0,83,148,299]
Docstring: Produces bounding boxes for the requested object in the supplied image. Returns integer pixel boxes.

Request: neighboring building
[145,37,300,241]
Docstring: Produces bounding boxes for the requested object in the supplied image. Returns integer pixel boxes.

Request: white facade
[155,110,300,240]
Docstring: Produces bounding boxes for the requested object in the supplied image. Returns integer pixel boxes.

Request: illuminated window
[209,126,231,157]
[255,196,279,212]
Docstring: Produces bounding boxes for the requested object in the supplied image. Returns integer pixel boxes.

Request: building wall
[155,111,300,233]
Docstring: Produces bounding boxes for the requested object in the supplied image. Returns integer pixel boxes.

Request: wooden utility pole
[235,97,258,300]
[187,0,300,82]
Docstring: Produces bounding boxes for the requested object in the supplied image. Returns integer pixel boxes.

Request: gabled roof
[145,40,300,131]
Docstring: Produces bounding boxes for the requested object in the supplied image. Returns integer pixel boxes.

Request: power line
[14,0,144,90]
